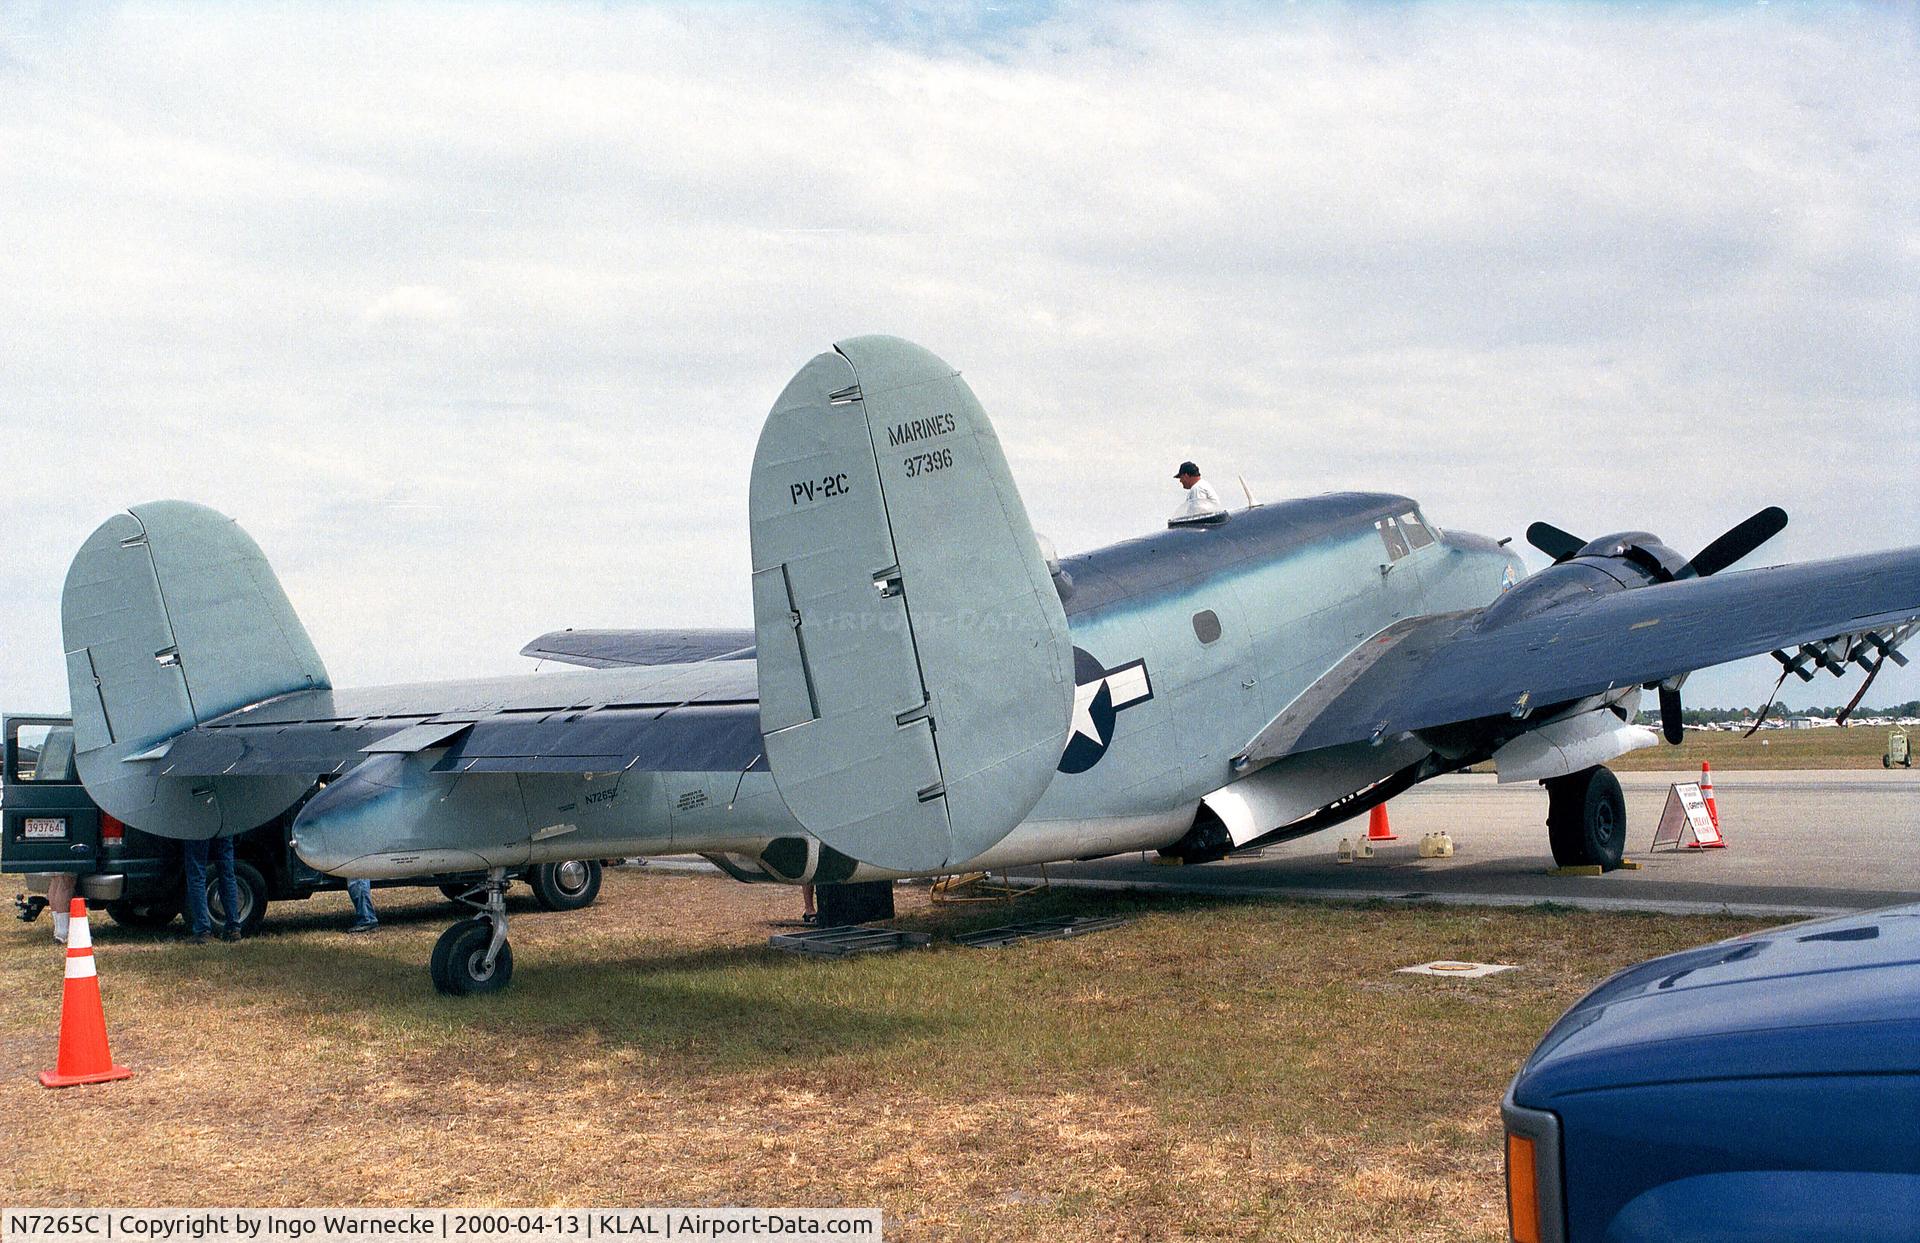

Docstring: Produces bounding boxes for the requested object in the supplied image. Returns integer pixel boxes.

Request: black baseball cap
[1175,461,1199,477]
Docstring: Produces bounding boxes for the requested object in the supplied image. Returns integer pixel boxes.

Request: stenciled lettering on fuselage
[1058,646,1154,774]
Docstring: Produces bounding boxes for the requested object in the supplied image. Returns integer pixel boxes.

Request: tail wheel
[1546,766,1627,871]
[527,860,602,912]
[430,917,513,995]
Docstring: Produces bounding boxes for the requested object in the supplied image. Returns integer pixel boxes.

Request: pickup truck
[4,714,603,933]
[1502,903,1920,1242]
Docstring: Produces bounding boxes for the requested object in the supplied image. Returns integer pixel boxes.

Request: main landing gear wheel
[430,867,513,995]
[1545,765,1627,871]
[528,859,602,912]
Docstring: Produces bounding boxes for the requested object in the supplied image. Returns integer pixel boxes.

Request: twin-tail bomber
[57,336,1920,992]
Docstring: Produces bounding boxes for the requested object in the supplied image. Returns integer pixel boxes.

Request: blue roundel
[1058,646,1153,774]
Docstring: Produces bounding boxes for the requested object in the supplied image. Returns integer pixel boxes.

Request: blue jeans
[347,878,377,926]
[184,836,240,936]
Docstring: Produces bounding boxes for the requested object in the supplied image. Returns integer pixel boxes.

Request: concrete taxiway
[1019,770,1920,918]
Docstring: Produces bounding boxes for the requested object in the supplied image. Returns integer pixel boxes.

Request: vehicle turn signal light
[1506,1132,1540,1243]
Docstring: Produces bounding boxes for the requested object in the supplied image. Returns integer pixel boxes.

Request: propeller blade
[1659,684,1684,745]
[1526,521,1586,563]
[1683,506,1788,579]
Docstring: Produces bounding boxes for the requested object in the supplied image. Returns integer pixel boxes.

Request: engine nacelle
[1480,531,1687,631]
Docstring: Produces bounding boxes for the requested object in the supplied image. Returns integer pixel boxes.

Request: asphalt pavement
[1017,769,1920,918]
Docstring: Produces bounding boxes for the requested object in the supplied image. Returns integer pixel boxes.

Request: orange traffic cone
[1688,762,1727,849]
[39,899,132,1088]
[1367,803,1397,842]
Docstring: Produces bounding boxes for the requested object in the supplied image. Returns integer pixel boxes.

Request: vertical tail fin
[62,501,327,837]
[749,336,1073,872]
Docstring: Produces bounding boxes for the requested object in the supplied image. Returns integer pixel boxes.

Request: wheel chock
[1549,859,1644,876]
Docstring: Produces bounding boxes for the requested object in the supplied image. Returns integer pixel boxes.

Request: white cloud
[0,0,1915,717]
[361,284,465,326]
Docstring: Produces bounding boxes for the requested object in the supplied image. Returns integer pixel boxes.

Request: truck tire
[527,860,601,912]
[107,900,179,930]
[209,861,271,935]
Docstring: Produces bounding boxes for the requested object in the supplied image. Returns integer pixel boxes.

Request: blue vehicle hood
[1514,903,1920,1106]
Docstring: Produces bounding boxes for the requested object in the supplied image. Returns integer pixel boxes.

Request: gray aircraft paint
[289,497,1516,880]
[53,335,1920,896]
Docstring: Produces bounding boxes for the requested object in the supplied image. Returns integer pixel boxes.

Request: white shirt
[1173,478,1225,520]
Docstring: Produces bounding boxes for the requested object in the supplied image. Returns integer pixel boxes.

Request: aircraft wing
[134,662,766,778]
[1242,545,1920,765]
[520,628,756,668]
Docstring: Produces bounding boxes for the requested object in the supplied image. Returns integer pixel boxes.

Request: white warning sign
[1651,782,1724,850]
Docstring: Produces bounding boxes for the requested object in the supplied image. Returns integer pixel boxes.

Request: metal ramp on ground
[953,915,1132,949]
[769,926,932,957]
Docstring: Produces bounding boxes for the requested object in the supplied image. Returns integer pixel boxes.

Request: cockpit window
[1378,512,1435,561]
[1377,517,1412,560]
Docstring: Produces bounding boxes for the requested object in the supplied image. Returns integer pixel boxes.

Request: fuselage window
[1192,609,1222,644]
[1377,517,1411,560]
[1401,511,1435,550]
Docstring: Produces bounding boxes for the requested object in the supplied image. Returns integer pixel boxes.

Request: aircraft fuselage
[291,493,1523,884]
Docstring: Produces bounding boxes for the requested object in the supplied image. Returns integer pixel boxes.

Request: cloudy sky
[2,1,1916,720]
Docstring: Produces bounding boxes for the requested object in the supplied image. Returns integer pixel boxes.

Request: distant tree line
[1679,700,1920,724]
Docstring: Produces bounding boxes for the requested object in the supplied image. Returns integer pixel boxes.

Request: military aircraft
[57,336,1920,993]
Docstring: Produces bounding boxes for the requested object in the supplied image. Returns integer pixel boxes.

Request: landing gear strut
[1545,765,1627,871]
[431,868,514,995]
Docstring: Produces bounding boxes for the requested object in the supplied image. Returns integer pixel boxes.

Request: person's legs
[346,879,377,929]
[213,836,242,938]
[183,839,212,939]
[47,872,76,942]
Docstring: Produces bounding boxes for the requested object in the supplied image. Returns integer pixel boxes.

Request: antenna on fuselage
[1237,475,1255,509]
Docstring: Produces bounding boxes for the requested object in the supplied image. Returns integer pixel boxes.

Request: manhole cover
[1397,961,1518,978]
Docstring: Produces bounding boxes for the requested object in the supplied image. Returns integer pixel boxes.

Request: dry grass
[0,870,1770,1240]
[1607,725,1901,770]
[1465,725,1904,772]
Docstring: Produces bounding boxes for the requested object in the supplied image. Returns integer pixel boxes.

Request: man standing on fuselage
[1172,460,1225,524]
